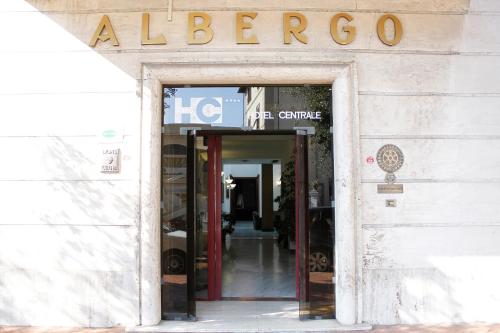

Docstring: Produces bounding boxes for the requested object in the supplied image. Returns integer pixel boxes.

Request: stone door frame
[139,55,361,326]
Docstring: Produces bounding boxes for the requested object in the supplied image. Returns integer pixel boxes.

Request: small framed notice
[101,148,120,173]
[377,184,403,194]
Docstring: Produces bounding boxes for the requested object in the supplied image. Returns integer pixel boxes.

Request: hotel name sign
[90,12,403,47]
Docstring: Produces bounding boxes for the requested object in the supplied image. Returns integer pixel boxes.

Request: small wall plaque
[386,199,397,207]
[376,144,404,196]
[377,144,404,184]
[377,144,404,174]
[101,148,120,173]
[377,184,403,194]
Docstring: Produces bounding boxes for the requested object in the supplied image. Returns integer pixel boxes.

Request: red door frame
[295,134,309,316]
[207,135,222,300]
[206,133,302,301]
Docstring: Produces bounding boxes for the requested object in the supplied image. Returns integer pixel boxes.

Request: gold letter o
[377,14,403,46]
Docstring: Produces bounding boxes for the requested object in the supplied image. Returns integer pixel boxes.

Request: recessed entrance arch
[139,58,360,326]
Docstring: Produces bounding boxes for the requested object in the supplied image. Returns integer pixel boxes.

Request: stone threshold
[127,301,371,333]
[127,322,371,333]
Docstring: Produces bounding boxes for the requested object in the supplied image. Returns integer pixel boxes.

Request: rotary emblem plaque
[376,144,404,194]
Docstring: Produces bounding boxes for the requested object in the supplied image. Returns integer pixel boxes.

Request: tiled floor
[222,221,295,298]
[229,220,278,239]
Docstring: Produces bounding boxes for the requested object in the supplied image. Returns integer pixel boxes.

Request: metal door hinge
[179,127,202,135]
[293,126,315,135]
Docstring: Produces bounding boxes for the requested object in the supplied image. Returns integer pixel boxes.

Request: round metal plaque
[376,144,404,173]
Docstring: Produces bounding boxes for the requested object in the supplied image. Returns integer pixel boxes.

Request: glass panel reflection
[161,133,188,319]
[195,137,209,299]
[302,87,335,319]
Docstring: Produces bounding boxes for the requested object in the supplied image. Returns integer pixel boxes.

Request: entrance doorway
[190,132,300,302]
[220,135,297,300]
[160,86,335,321]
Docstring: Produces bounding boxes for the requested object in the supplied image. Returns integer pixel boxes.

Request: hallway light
[224,175,234,184]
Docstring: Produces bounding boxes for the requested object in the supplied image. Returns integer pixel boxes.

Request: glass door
[161,129,198,320]
[296,133,310,319]
[185,131,197,319]
[297,130,336,320]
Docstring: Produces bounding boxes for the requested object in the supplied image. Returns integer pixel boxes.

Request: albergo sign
[90,12,403,47]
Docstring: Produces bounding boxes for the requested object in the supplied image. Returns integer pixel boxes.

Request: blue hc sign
[173,97,223,124]
[165,88,244,127]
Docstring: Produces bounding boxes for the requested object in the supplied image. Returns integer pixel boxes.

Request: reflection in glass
[161,133,189,319]
[195,137,209,299]
[297,87,335,319]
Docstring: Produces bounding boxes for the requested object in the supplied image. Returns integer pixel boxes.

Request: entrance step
[127,301,371,333]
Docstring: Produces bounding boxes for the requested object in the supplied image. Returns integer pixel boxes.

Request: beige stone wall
[0,0,499,326]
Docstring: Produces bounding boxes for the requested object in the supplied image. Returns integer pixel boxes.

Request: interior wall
[273,164,282,211]
[260,164,274,230]
[222,164,262,216]
[222,163,282,218]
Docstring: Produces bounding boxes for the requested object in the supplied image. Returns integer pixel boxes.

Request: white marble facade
[1,0,500,327]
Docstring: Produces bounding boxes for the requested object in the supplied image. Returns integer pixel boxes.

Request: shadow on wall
[0,135,140,326]
[3,0,497,328]
[0,0,145,327]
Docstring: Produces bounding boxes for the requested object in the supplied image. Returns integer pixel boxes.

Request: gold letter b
[188,12,214,45]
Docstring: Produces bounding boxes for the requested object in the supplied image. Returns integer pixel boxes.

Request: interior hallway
[221,221,295,298]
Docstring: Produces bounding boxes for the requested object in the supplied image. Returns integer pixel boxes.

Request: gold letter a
[89,15,119,47]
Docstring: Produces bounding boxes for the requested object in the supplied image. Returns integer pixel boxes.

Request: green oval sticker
[102,130,116,138]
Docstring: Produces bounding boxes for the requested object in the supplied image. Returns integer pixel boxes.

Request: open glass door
[297,126,335,320]
[161,129,198,320]
[296,133,310,319]
[185,130,197,319]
